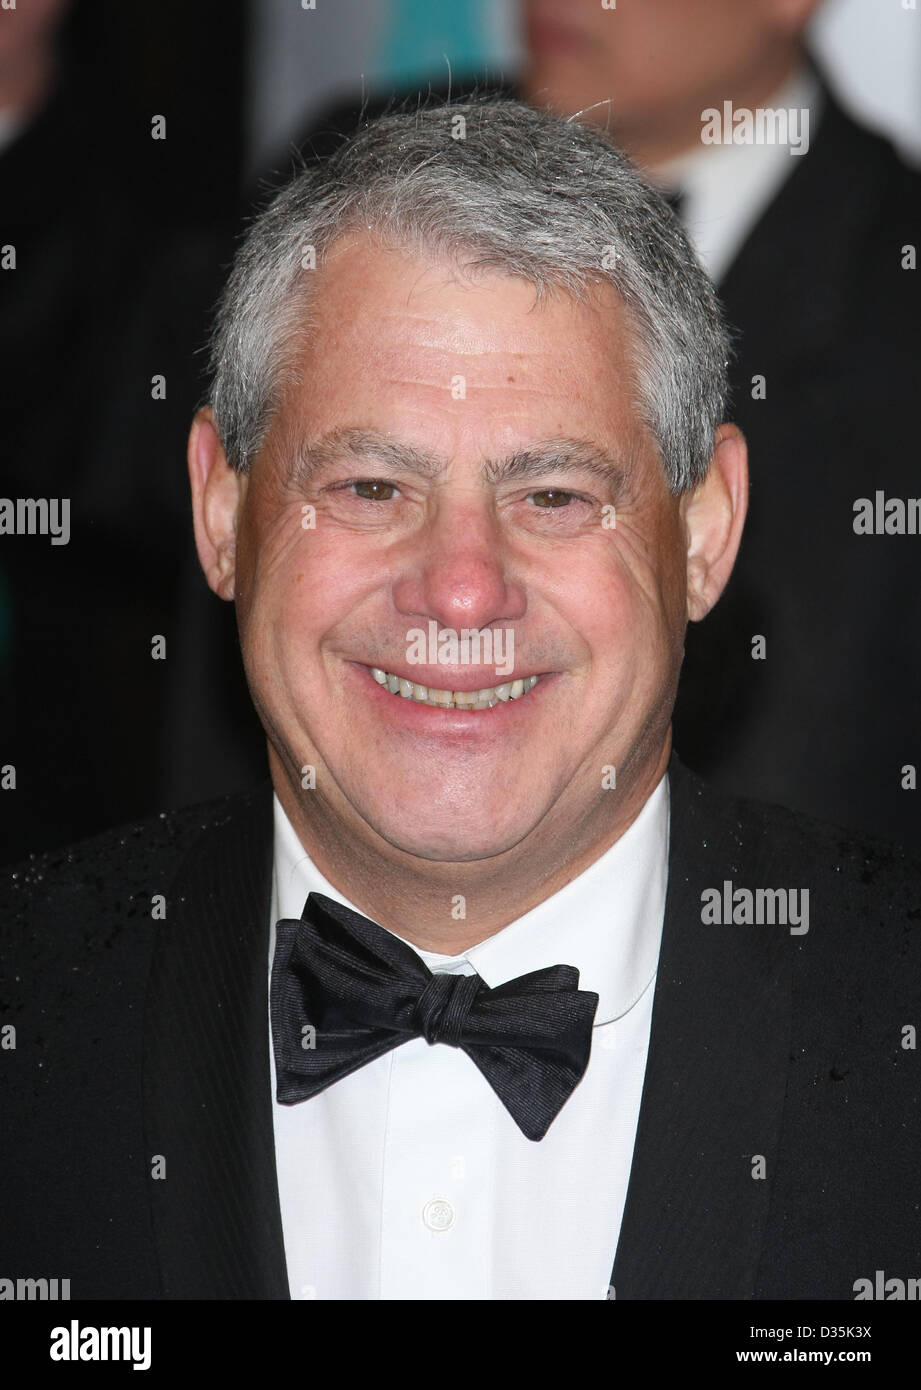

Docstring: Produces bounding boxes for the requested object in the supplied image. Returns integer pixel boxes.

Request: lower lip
[346,662,556,734]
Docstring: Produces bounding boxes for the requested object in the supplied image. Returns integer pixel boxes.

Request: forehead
[269,233,649,463]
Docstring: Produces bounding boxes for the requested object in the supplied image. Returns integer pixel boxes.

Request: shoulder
[669,754,920,924]
[798,58,919,187]
[669,756,921,1048]
[1,783,273,982]
[804,76,921,254]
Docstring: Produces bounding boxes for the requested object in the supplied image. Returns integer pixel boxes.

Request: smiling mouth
[367,666,541,710]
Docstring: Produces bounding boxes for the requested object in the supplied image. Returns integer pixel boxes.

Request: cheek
[238,520,376,687]
[568,528,685,688]
[235,505,313,656]
[617,497,687,612]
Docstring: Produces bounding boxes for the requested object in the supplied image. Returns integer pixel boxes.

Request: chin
[366,807,540,864]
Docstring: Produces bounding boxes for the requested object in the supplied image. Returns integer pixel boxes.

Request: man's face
[231,235,688,863]
[520,0,816,144]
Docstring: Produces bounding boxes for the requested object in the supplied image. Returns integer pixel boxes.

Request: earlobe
[187,407,246,601]
[682,423,749,623]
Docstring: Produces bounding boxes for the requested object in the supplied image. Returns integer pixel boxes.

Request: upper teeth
[369,668,540,709]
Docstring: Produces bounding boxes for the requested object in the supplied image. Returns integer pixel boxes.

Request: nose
[391,490,527,633]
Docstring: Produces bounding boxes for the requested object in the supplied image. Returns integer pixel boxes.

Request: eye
[347,479,398,501]
[530,488,578,508]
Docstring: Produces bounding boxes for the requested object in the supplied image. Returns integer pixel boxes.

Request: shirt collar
[273,773,669,1027]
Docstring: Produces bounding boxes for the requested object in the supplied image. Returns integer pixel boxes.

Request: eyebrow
[288,426,631,492]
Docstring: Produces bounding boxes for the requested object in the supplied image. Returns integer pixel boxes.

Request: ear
[680,423,748,622]
[187,407,247,601]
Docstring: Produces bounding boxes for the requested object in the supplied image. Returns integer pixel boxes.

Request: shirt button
[422,1199,456,1232]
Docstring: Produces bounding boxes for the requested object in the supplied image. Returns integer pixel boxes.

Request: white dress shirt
[652,66,823,284]
[268,774,669,1300]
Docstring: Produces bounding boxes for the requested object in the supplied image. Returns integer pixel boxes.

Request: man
[2,99,918,1301]
[260,0,917,847]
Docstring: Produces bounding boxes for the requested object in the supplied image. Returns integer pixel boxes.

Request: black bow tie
[271,892,600,1141]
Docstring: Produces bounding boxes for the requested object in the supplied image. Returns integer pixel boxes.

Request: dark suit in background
[2,757,918,1299]
[675,78,921,847]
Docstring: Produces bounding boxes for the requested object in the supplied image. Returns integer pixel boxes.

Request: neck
[270,736,671,953]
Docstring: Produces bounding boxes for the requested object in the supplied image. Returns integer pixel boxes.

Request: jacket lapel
[611,756,794,1298]
[142,782,289,1298]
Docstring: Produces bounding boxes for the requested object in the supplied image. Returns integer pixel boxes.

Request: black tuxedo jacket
[1,756,918,1300]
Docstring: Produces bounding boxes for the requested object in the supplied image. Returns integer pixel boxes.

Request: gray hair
[209,96,729,493]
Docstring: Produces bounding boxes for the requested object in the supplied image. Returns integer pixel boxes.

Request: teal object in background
[378,0,497,87]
